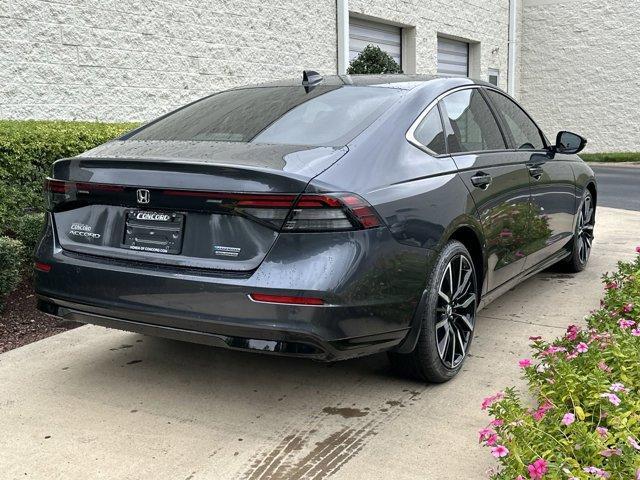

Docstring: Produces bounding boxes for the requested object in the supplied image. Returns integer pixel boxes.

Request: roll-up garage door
[437,37,469,77]
[349,17,402,66]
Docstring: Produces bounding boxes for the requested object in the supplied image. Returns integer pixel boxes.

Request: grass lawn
[580,152,640,162]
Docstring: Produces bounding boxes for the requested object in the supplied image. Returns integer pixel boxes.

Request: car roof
[239,74,494,92]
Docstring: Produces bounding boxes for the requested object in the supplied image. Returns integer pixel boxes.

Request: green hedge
[0,120,138,235]
[0,120,137,308]
[581,152,640,163]
[0,237,24,310]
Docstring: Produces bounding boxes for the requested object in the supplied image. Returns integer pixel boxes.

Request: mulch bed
[0,280,79,354]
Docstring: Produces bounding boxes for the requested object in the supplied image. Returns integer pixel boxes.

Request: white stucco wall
[0,0,338,121]
[0,0,513,123]
[519,0,640,152]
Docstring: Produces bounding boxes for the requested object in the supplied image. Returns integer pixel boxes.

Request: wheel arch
[448,225,485,298]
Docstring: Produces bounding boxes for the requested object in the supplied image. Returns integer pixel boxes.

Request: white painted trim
[507,0,518,96]
[337,0,349,74]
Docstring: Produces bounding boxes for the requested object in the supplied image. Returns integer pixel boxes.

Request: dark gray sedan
[35,74,596,382]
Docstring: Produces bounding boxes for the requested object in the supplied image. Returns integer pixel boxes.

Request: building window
[488,68,500,86]
[437,37,469,77]
[349,17,402,68]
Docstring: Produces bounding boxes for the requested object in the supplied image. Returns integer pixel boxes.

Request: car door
[484,89,576,269]
[440,87,532,292]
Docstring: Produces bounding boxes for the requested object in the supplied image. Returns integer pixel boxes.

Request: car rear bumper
[37,295,410,361]
[34,215,434,361]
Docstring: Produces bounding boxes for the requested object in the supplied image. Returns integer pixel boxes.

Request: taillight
[45,179,383,232]
[282,193,382,232]
[45,178,124,211]
[163,189,383,232]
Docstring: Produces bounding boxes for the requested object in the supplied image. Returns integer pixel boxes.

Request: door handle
[528,166,544,180]
[470,172,492,189]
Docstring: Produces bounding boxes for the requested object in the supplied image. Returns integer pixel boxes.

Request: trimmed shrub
[347,45,403,75]
[480,248,640,479]
[13,212,45,269]
[0,237,24,311]
[0,120,138,234]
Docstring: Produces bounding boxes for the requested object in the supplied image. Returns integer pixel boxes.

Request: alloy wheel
[577,193,595,264]
[435,254,477,369]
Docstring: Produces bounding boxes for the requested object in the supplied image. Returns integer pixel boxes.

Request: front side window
[441,89,505,154]
[127,86,403,147]
[413,107,446,155]
[485,90,545,150]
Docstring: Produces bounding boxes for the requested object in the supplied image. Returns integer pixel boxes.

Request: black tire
[388,240,478,383]
[561,189,595,273]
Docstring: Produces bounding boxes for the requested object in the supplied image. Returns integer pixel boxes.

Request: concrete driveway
[1,207,639,480]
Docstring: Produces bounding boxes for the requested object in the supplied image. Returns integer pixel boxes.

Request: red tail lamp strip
[45,179,124,193]
[249,293,324,305]
[34,262,52,272]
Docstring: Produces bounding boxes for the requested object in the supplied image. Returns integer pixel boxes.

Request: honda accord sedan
[34,73,596,382]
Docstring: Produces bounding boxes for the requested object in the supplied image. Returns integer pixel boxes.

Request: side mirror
[554,131,587,155]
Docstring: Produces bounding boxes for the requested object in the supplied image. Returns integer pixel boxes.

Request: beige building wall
[0,0,338,121]
[0,0,514,123]
[519,0,640,152]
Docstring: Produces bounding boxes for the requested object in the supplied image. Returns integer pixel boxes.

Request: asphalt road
[591,165,640,211]
[1,206,640,480]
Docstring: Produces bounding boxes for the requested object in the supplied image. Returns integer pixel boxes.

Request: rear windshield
[127,86,403,147]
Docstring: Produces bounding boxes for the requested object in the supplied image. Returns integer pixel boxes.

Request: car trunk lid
[48,141,348,272]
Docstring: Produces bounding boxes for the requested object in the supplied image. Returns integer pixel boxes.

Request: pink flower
[623,303,634,313]
[596,426,609,437]
[529,335,542,341]
[478,428,498,446]
[491,445,509,458]
[575,342,589,353]
[519,358,532,368]
[566,351,579,361]
[516,476,525,480]
[583,466,610,478]
[532,401,554,421]
[609,382,627,393]
[490,418,504,427]
[527,458,548,480]
[605,281,618,290]
[600,393,621,406]
[628,436,640,450]
[619,319,636,329]
[542,345,566,356]
[597,361,612,373]
[481,392,505,410]
[565,324,580,341]
[562,413,575,426]
[600,448,621,457]
[631,328,640,337]
[636,246,640,254]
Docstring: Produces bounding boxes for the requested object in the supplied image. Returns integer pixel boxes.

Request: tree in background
[347,45,402,74]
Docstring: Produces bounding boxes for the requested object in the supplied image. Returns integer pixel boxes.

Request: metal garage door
[437,37,469,77]
[349,17,402,66]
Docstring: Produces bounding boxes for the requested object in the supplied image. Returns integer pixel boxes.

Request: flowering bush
[480,249,640,479]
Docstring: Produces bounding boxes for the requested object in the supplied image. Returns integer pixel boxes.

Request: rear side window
[413,107,446,155]
[441,89,505,154]
[127,86,403,147]
[485,90,545,150]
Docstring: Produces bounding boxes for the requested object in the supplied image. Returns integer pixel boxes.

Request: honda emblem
[136,189,150,204]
